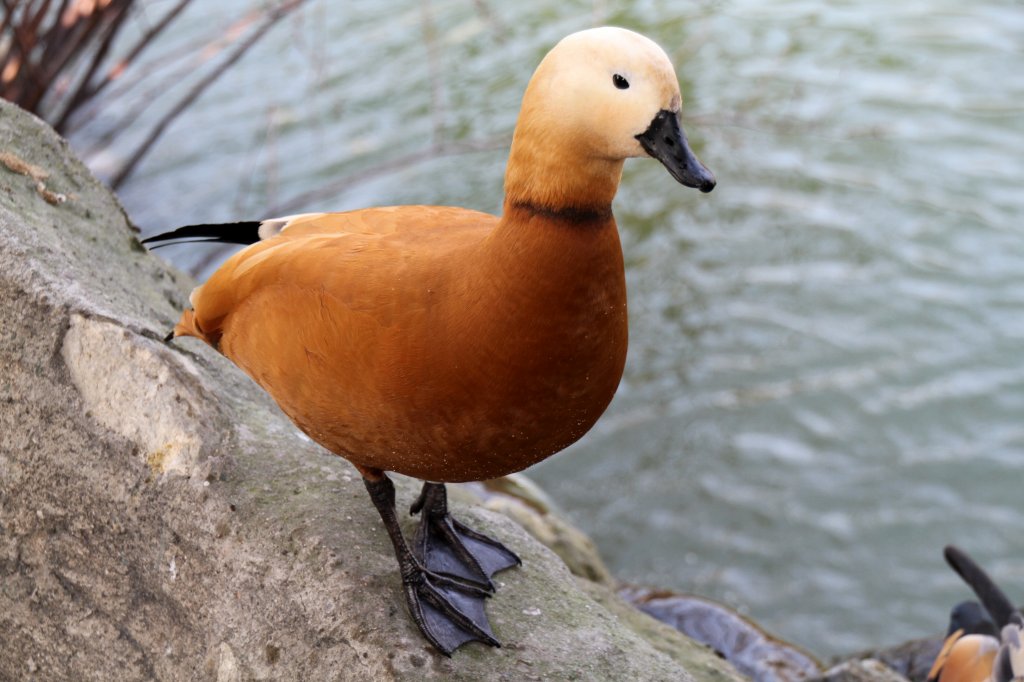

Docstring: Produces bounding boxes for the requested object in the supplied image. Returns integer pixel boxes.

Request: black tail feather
[945,545,1017,627]
[142,221,262,248]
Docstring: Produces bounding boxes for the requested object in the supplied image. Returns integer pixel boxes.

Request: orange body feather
[178,204,627,481]
[928,630,999,682]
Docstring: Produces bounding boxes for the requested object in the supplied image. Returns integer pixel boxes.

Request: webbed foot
[402,563,500,655]
[410,482,521,590]
[363,474,509,655]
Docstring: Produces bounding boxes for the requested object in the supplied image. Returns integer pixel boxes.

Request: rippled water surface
[80,0,1024,656]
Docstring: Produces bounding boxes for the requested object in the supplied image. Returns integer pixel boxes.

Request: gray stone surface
[839,635,944,682]
[463,475,616,587]
[0,99,744,681]
[811,659,912,682]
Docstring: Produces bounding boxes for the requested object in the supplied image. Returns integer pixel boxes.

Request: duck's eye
[613,74,630,90]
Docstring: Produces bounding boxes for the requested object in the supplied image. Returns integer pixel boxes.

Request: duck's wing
[258,206,493,239]
[143,206,495,248]
[166,206,495,348]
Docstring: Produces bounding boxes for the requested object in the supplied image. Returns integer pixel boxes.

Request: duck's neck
[481,129,626,325]
[501,122,624,220]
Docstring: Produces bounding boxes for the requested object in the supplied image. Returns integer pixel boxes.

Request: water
[74,0,1024,657]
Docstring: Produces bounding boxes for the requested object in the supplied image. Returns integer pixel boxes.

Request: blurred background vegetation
[1,0,306,188]
[4,0,1024,657]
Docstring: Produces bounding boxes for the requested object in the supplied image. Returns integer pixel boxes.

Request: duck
[928,546,1024,682]
[144,26,715,655]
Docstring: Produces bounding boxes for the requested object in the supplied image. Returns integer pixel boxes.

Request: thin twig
[53,0,133,132]
[110,0,308,189]
[74,15,268,155]
[0,1,20,83]
[37,2,110,100]
[2,0,47,106]
[420,0,445,144]
[86,0,191,101]
[35,0,71,56]
[24,0,71,96]
[26,0,53,39]
[66,9,262,137]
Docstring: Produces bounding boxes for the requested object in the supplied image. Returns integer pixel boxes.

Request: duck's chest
[488,279,629,432]
[450,221,629,455]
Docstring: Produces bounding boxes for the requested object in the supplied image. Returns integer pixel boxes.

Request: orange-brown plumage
[928,630,999,682]
[182,204,628,481]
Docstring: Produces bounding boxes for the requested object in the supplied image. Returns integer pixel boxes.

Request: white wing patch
[257,213,325,240]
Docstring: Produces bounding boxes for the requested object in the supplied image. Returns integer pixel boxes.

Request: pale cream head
[521,27,684,161]
[504,26,715,211]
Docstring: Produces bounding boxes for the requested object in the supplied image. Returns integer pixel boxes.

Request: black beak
[635,110,716,193]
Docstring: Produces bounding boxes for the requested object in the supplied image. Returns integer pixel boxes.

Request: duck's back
[188,206,492,340]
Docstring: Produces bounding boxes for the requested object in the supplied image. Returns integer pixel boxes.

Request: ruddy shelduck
[146,26,715,654]
[928,546,1024,682]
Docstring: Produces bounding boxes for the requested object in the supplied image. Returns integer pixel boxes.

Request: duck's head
[512,27,715,197]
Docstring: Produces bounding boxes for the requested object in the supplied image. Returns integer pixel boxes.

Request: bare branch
[110,0,309,189]
[86,0,192,100]
[0,2,20,85]
[25,0,54,41]
[65,9,262,137]
[53,0,134,132]
[2,0,50,108]
[37,3,103,86]
[112,0,191,71]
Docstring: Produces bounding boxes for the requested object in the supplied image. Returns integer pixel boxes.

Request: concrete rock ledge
[0,99,748,681]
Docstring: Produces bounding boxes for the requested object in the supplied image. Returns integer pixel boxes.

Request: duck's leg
[410,481,521,590]
[362,473,500,655]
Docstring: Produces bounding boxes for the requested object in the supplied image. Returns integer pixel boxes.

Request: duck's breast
[204,207,627,481]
